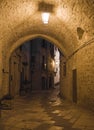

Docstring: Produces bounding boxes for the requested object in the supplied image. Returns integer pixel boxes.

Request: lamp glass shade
[41,12,50,24]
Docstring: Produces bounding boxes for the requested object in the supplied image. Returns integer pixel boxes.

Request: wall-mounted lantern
[51,59,55,70]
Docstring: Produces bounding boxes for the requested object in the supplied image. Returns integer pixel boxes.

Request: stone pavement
[0,88,94,130]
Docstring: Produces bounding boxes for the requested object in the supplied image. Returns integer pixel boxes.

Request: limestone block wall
[77,42,94,110]
[60,54,74,101]
[1,56,10,98]
[9,53,21,97]
[60,41,94,111]
[0,48,3,99]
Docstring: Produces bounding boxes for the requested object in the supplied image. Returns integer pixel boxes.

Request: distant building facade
[9,38,60,96]
[30,38,55,90]
[54,47,60,85]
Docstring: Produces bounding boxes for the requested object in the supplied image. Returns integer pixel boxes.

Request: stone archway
[1,34,66,97]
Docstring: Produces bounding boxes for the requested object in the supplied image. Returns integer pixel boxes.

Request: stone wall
[77,42,94,110]
[0,50,3,99]
[60,41,94,111]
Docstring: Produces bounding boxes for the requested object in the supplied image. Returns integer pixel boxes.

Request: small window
[31,56,35,63]
[31,56,36,69]
[41,39,47,49]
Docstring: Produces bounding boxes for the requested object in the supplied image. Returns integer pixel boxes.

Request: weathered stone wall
[77,42,94,110]
[60,41,94,111]
[0,47,3,99]
[1,55,9,97]
[10,54,20,97]
[60,54,74,101]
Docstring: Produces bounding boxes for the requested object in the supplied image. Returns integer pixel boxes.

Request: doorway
[42,77,47,90]
[72,69,77,103]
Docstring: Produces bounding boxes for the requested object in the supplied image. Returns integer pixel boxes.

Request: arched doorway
[8,37,63,97]
[2,35,66,98]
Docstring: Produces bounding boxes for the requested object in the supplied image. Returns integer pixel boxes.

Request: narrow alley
[0,1,94,129]
[0,87,94,130]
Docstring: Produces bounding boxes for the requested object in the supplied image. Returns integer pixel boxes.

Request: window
[41,39,47,49]
[31,56,36,69]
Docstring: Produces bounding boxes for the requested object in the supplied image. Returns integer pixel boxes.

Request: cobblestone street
[0,88,94,130]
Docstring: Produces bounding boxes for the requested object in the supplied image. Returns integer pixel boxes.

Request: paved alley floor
[0,88,94,130]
